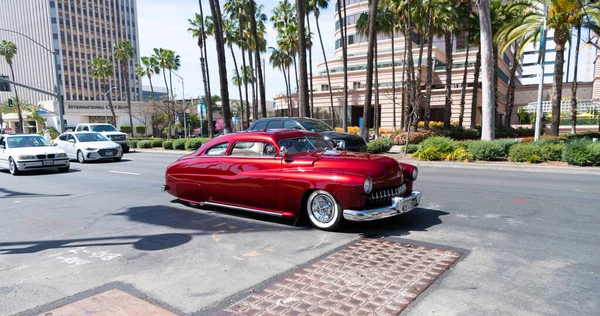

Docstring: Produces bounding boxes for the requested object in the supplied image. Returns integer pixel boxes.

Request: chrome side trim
[344,191,422,221]
[200,201,283,217]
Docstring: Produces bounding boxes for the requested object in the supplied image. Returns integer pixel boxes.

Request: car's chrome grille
[99,149,116,157]
[47,154,55,158]
[110,135,126,141]
[367,185,407,208]
[36,154,46,159]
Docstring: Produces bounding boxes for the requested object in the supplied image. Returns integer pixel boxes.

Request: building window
[321,84,329,91]
[353,82,361,89]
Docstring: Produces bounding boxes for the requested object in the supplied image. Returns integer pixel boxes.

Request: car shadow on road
[0,168,81,176]
[340,208,449,237]
[0,188,72,198]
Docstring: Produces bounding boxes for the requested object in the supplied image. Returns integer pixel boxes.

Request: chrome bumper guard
[343,191,422,221]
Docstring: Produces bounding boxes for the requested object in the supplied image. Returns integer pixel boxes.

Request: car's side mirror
[68,139,75,143]
[279,146,288,157]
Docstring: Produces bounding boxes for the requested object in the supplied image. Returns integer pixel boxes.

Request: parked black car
[248,117,367,152]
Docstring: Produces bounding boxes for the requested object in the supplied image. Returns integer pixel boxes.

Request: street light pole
[0,27,65,134]
[534,3,548,141]
[172,71,187,138]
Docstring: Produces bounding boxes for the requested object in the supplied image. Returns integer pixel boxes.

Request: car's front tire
[77,150,86,163]
[306,190,343,231]
[58,165,70,173]
[8,157,21,175]
[122,145,130,153]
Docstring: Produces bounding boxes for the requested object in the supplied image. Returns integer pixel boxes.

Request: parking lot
[1,152,599,315]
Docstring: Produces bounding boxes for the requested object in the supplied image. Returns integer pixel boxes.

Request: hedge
[173,139,187,150]
[539,143,565,161]
[135,125,146,135]
[151,138,164,147]
[137,140,152,149]
[406,144,420,154]
[509,143,543,162]
[562,139,600,166]
[467,141,505,161]
[493,139,519,155]
[162,140,173,150]
[564,132,600,141]
[185,138,205,150]
[367,138,393,154]
[420,136,455,154]
[120,125,131,134]
[130,140,139,149]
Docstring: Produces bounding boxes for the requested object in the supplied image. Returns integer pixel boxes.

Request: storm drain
[223,239,461,316]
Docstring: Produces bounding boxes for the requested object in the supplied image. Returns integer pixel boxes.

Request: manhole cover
[224,239,461,315]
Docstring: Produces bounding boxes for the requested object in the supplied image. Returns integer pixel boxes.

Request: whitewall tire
[306,190,343,231]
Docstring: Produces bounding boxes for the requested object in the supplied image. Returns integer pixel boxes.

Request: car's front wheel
[306,190,343,231]
[58,165,70,173]
[8,157,21,175]
[77,150,86,163]
[122,145,130,153]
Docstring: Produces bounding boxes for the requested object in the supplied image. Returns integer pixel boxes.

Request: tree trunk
[504,42,520,127]
[253,55,259,120]
[283,69,290,114]
[231,45,244,130]
[297,0,309,118]
[208,0,232,133]
[307,12,314,118]
[423,1,434,129]
[374,41,380,138]
[337,0,348,131]
[248,0,266,120]
[105,79,117,127]
[169,70,174,100]
[391,29,397,129]
[551,36,567,136]
[123,63,134,137]
[479,0,495,140]
[287,66,293,113]
[571,26,581,134]
[8,65,24,134]
[162,67,169,100]
[361,0,378,141]
[248,50,254,129]
[405,27,415,132]
[198,0,213,137]
[240,36,250,124]
[470,47,481,129]
[493,44,499,110]
[443,31,453,129]
[459,43,470,127]
[401,36,407,130]
[316,15,335,126]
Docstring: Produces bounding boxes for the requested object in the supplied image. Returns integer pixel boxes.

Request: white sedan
[53,132,123,163]
[0,134,70,175]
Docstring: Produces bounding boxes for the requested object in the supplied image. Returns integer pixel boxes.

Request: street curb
[131,149,191,155]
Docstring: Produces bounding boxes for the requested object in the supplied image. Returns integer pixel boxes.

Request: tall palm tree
[138,56,160,100]
[113,40,135,137]
[421,0,443,129]
[479,0,495,140]
[166,51,181,100]
[458,7,478,127]
[231,68,246,128]
[188,9,214,137]
[152,48,172,100]
[223,19,246,129]
[438,0,461,129]
[0,40,24,133]
[90,57,116,125]
[309,0,335,126]
[199,11,215,138]
[224,0,250,125]
[336,0,348,131]
[269,47,294,113]
[296,0,310,118]
[360,0,378,141]
[248,0,267,120]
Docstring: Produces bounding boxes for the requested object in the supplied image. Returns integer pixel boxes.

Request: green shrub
[173,139,187,150]
[565,132,600,142]
[509,143,543,162]
[467,141,505,161]
[367,137,394,154]
[130,139,138,149]
[135,125,146,135]
[527,154,541,164]
[448,127,479,140]
[47,126,59,139]
[413,146,443,161]
[494,139,519,155]
[185,138,205,151]
[539,143,565,161]
[162,140,173,150]
[406,144,420,154]
[137,140,152,149]
[445,147,473,162]
[562,139,600,166]
[120,125,131,134]
[420,136,455,154]
[455,140,475,150]
[151,138,164,147]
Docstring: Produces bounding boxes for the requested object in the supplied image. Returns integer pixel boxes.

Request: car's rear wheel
[306,190,343,231]
[8,157,21,175]
[77,150,86,163]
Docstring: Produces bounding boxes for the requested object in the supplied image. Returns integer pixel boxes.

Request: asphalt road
[0,152,599,315]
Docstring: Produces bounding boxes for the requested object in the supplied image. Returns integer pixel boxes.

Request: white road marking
[109,170,141,176]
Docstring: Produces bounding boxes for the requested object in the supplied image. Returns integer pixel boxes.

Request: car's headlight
[56,153,67,158]
[363,178,373,194]
[85,147,98,151]
[17,155,36,160]
[412,167,418,181]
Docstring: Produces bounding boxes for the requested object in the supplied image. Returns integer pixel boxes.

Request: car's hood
[78,141,119,149]
[301,150,404,186]
[98,131,126,136]
[8,146,66,155]
[319,131,364,141]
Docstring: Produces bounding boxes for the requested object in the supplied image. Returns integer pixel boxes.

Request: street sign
[36,110,47,115]
[5,127,12,134]
[233,115,238,124]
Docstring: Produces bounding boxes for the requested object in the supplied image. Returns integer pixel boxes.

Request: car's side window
[266,120,283,129]
[58,134,68,141]
[252,121,268,130]
[284,120,302,130]
[0,137,5,147]
[230,142,275,157]
[205,142,228,156]
[82,126,89,131]
[67,134,75,142]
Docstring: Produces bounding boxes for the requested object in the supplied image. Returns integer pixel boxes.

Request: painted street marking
[48,247,121,268]
[513,198,528,204]
[243,251,260,257]
[109,170,141,176]
[232,256,244,261]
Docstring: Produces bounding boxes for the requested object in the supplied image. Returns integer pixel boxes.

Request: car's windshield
[279,136,333,154]
[7,136,51,148]
[297,119,334,132]
[75,132,110,142]
[90,125,118,132]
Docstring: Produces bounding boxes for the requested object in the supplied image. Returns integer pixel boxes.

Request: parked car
[53,132,123,163]
[248,117,367,152]
[162,130,421,231]
[75,123,130,153]
[0,134,70,175]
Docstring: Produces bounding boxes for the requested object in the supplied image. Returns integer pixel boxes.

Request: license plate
[106,151,114,156]
[43,160,54,166]
[402,199,417,213]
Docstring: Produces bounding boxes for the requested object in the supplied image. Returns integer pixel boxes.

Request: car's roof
[201,129,323,151]
[2,134,44,137]
[80,123,113,125]
[253,117,318,122]
[65,131,102,134]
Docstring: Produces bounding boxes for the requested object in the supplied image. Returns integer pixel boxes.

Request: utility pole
[534,2,548,141]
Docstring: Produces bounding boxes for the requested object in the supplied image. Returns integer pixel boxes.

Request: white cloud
[137,0,336,102]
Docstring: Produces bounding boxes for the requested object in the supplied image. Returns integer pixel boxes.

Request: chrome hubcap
[311,195,334,223]
[78,152,83,162]
[9,160,14,172]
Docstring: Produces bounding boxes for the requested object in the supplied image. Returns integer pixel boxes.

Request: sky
[137,0,337,103]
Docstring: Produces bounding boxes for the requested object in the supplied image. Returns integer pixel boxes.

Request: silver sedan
[53,132,123,163]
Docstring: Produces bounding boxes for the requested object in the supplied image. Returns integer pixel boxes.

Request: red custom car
[162,130,422,231]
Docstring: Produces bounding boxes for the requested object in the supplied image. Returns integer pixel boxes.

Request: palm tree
[458,7,478,127]
[166,51,181,100]
[438,0,461,129]
[360,0,378,141]
[225,0,251,125]
[152,48,172,100]
[499,0,600,136]
[272,0,297,92]
[90,57,116,125]
[222,19,246,128]
[199,11,216,138]
[269,47,294,113]
[335,0,349,130]
[136,56,160,135]
[231,68,245,128]
[188,10,214,137]
[113,40,135,137]
[421,0,437,129]
[479,0,495,140]
[309,0,335,126]
[248,0,268,120]
[0,40,24,134]
[297,0,310,118]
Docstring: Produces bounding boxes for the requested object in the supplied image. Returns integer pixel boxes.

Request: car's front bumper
[85,149,123,160]
[17,159,70,170]
[113,140,129,148]
[343,191,422,221]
